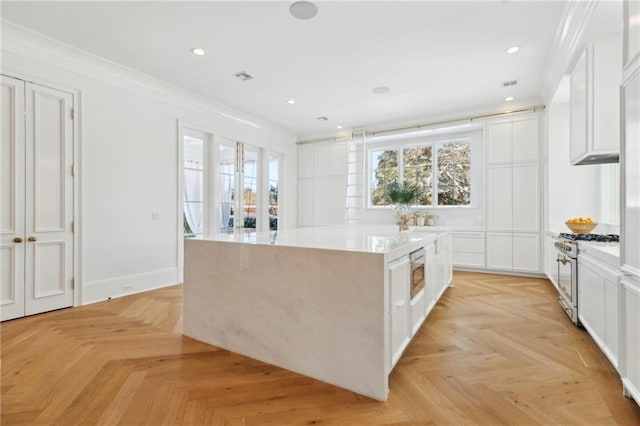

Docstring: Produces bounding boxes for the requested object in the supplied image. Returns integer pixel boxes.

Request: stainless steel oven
[554,238,579,324]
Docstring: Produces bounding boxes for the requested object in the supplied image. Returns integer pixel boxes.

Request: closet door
[23,82,74,316]
[1,76,26,321]
[1,76,74,321]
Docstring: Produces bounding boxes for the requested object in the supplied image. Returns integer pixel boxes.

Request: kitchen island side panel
[183,239,388,400]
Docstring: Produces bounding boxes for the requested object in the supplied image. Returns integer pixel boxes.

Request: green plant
[386,180,420,204]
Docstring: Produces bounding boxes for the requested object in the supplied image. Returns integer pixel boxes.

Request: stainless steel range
[554,233,619,325]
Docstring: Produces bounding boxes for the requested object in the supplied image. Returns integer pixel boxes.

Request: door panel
[486,165,512,231]
[24,82,74,316]
[512,164,540,232]
[1,76,26,321]
[33,90,68,231]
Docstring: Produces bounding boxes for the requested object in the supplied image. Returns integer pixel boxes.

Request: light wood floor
[2,272,639,425]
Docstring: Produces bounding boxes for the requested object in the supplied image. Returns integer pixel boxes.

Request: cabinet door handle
[28,236,37,242]
[395,300,405,308]
[14,237,23,243]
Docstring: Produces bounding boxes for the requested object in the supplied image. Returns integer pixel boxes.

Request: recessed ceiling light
[191,48,205,56]
[504,96,515,102]
[372,86,390,94]
[287,99,296,104]
[337,125,343,129]
[289,1,318,20]
[505,46,520,54]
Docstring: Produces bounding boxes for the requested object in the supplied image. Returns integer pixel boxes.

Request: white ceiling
[1,1,578,139]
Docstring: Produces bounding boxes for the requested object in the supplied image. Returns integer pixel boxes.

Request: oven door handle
[556,255,568,265]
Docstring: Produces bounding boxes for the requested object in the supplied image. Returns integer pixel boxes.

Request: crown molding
[0,20,297,139]
[540,0,598,105]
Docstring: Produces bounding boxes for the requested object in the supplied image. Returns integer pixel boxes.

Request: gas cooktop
[558,233,620,242]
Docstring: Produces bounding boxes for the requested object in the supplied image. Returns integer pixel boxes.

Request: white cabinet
[388,256,410,367]
[486,115,541,273]
[487,117,539,165]
[512,164,540,232]
[435,233,452,297]
[513,233,540,272]
[487,165,512,231]
[578,254,621,369]
[297,142,347,226]
[486,233,512,270]
[570,37,622,165]
[451,232,485,268]
[620,278,640,405]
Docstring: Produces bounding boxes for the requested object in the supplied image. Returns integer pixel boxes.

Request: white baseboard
[82,267,179,305]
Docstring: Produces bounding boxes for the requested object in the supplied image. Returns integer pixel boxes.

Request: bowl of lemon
[565,217,597,234]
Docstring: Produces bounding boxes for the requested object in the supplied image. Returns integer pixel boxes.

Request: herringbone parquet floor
[2,272,639,425]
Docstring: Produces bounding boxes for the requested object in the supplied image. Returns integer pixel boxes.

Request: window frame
[366,132,477,210]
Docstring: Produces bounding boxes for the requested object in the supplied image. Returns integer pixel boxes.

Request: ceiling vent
[502,80,518,87]
[233,71,254,81]
[316,116,329,121]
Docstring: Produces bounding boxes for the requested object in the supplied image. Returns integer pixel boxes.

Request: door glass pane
[183,135,204,237]
[242,146,258,229]
[268,153,281,230]
[219,143,235,232]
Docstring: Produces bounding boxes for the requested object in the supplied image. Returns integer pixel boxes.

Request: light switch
[152,211,160,220]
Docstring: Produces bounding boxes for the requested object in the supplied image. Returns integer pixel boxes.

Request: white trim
[82,267,179,305]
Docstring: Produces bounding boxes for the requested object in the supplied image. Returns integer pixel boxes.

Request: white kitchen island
[183,225,452,401]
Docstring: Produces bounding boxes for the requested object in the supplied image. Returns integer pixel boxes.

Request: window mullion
[432,141,438,208]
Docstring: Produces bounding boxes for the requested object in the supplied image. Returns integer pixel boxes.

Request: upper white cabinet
[486,115,541,273]
[487,117,539,165]
[570,37,622,165]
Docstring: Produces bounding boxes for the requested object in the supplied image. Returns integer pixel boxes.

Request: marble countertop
[200,225,445,255]
[578,242,621,268]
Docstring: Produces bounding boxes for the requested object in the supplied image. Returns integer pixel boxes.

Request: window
[183,133,205,237]
[369,137,472,208]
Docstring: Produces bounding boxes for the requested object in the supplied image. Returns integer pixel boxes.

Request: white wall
[1,23,297,304]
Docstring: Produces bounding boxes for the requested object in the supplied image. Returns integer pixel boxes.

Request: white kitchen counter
[579,242,620,268]
[208,225,443,261]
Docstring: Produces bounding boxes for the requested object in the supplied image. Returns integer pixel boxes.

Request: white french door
[1,75,75,321]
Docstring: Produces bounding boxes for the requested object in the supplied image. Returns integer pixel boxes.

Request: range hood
[572,152,620,165]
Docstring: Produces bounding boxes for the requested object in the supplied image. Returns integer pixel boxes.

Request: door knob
[14,237,23,243]
[28,236,37,242]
